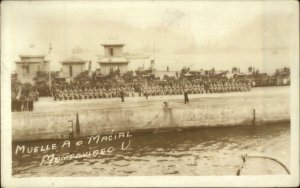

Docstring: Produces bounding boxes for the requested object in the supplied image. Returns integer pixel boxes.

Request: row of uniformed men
[53,87,135,100]
[140,82,251,96]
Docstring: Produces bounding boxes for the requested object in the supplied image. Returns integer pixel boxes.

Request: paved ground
[28,86,289,113]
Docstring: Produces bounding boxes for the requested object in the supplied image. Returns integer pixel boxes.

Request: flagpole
[48,43,52,93]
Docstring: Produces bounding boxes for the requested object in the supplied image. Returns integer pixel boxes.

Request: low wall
[12,87,290,142]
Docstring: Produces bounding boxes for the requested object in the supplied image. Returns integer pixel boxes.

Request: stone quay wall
[12,86,290,142]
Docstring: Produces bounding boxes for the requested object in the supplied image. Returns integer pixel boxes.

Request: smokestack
[150,59,155,70]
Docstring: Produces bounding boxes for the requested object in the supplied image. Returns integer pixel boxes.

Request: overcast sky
[2,0,298,73]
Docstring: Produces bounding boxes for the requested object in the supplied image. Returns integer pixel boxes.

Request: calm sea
[12,122,290,177]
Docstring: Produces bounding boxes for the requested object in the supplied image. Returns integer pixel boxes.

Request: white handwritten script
[14,131,132,166]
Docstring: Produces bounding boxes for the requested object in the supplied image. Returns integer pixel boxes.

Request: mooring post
[253,109,256,126]
[68,120,74,139]
[75,113,80,137]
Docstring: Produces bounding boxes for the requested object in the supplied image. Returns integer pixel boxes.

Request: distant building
[97,43,129,75]
[275,67,290,86]
[11,71,18,82]
[155,71,176,80]
[15,55,49,83]
[60,56,87,78]
[125,53,150,71]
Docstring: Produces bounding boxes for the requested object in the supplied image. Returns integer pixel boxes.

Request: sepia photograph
[1,0,299,187]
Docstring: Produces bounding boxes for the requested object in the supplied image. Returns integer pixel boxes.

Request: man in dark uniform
[184,89,189,104]
[28,95,34,111]
[120,89,125,102]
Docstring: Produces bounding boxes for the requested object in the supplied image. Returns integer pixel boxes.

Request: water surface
[12,122,290,177]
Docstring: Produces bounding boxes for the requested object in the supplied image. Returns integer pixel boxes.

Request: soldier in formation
[50,76,251,101]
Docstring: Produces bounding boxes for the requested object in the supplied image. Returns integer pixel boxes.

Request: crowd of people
[11,69,252,112]
[11,66,290,113]
[11,83,39,112]
[51,76,251,101]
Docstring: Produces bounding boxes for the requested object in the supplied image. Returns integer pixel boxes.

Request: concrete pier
[12,86,290,141]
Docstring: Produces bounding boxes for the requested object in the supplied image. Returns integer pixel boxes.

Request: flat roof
[15,60,49,64]
[98,62,128,64]
[61,62,86,65]
[98,57,128,64]
[101,44,125,47]
[60,56,87,64]
[20,55,46,58]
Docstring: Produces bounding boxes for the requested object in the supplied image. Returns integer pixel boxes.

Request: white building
[97,43,129,75]
[60,56,87,78]
[15,55,49,83]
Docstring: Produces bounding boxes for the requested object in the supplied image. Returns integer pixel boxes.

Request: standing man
[28,95,33,111]
[120,89,125,102]
[144,90,148,99]
[184,89,189,104]
[35,90,39,101]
